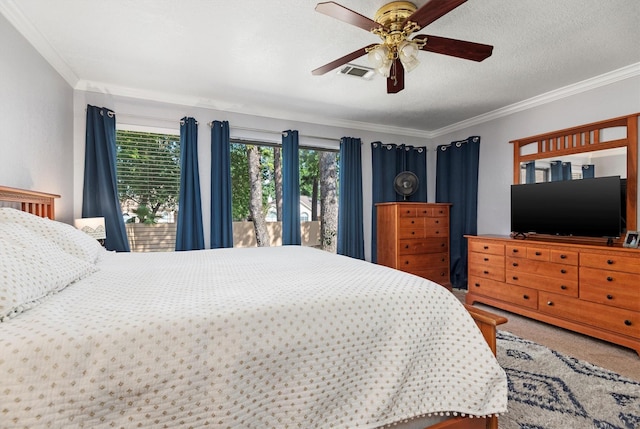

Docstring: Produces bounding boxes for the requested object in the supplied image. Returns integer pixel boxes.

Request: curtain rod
[102,111,338,143]
[208,123,340,143]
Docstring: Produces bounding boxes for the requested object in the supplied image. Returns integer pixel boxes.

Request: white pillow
[0,223,97,321]
[0,208,104,263]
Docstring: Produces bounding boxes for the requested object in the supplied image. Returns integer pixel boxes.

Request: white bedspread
[0,246,506,428]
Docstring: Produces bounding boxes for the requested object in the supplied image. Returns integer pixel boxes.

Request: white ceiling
[2,0,639,137]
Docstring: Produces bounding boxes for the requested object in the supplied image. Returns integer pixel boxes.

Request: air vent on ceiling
[337,64,375,80]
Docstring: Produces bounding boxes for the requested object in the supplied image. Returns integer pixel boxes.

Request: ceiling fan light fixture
[399,40,420,72]
[367,45,390,68]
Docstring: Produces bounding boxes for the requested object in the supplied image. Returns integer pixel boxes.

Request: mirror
[511,114,638,233]
[519,147,626,183]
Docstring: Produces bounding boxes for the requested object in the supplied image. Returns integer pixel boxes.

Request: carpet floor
[496,330,640,429]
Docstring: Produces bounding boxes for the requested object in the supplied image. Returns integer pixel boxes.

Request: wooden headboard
[0,186,60,220]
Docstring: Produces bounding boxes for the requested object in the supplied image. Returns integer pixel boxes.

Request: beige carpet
[453,289,640,381]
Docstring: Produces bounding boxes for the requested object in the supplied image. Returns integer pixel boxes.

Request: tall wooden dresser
[466,235,640,355]
[376,202,451,289]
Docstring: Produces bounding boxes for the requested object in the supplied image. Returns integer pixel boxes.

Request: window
[116,129,181,251]
[230,141,339,251]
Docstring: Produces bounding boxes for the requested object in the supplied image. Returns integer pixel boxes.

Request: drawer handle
[405,261,410,265]
[483,257,489,261]
[411,231,416,235]
[435,231,440,234]
[624,320,632,326]
[512,249,519,253]
[512,262,519,267]
[411,220,415,224]
[547,301,554,306]
[483,270,489,275]
[560,254,567,259]
[523,294,529,300]
[607,294,614,300]
[483,246,489,250]
[560,285,567,290]
[535,251,542,256]
[607,259,614,265]
[560,269,567,274]
[435,220,440,224]
[441,243,445,247]
[512,276,519,280]
[406,210,411,214]
[422,210,427,214]
[474,283,480,287]
[405,244,409,249]
[607,276,613,282]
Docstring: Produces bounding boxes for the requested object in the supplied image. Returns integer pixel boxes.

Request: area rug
[496,331,640,429]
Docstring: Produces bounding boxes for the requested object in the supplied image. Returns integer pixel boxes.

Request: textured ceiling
[2,0,639,136]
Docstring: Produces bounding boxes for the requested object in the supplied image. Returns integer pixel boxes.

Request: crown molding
[75,80,432,140]
[429,62,640,138]
[0,0,79,87]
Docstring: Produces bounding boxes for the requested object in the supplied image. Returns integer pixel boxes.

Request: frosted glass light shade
[399,41,420,72]
[368,45,392,77]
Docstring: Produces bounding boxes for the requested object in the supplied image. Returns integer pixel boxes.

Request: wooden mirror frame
[511,113,639,234]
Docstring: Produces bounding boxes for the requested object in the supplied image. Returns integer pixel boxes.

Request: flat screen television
[511,176,623,238]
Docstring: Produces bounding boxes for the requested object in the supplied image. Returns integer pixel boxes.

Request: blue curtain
[435,136,480,289]
[337,137,364,259]
[282,130,301,245]
[175,117,204,251]
[525,161,536,183]
[562,162,572,180]
[550,160,573,181]
[82,105,130,252]
[210,120,233,248]
[582,164,595,179]
[371,142,427,263]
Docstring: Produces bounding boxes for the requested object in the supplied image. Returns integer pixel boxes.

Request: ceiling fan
[312,0,493,94]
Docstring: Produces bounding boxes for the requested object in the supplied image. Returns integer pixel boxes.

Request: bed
[0,185,507,429]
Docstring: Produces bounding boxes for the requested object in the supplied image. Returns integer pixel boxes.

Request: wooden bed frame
[0,185,506,429]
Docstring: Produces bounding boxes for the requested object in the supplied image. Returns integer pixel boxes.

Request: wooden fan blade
[315,2,381,32]
[405,0,468,30]
[387,59,405,94]
[312,44,377,75]
[414,34,493,62]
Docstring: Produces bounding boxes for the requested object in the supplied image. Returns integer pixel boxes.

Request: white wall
[430,76,640,236]
[0,14,74,222]
[72,91,431,259]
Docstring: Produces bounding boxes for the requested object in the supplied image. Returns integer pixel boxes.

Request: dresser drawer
[526,247,550,261]
[469,262,505,281]
[539,292,640,339]
[398,238,448,255]
[468,275,537,309]
[398,227,426,239]
[398,206,419,217]
[469,251,504,268]
[580,267,640,311]
[507,257,578,280]
[425,216,448,229]
[468,241,505,256]
[550,250,578,265]
[506,244,528,258]
[398,253,448,272]
[399,217,425,229]
[412,268,450,284]
[580,252,640,274]
[506,270,578,297]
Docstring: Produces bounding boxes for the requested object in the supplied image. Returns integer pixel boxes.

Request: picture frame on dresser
[623,230,639,248]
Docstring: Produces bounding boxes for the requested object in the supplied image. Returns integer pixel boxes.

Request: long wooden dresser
[377,202,451,289]
[466,235,640,355]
